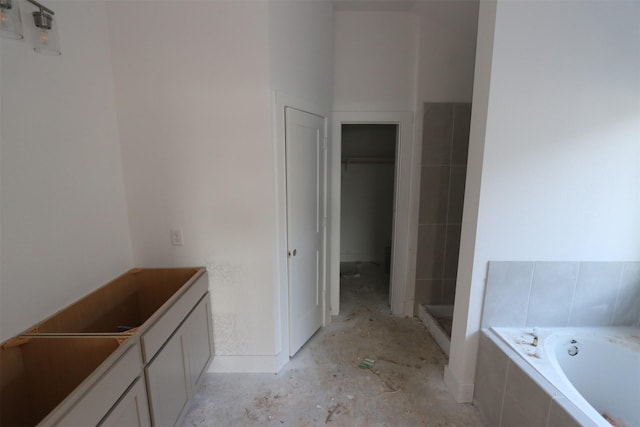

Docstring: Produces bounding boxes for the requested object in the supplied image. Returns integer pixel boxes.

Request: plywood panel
[29,268,201,334]
[0,337,122,426]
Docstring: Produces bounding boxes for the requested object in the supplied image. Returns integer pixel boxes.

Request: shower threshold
[418,304,453,357]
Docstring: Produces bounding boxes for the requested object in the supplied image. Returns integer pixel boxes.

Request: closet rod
[341,157,395,164]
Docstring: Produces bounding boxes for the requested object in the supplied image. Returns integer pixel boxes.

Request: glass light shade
[0,0,24,40]
[31,10,60,55]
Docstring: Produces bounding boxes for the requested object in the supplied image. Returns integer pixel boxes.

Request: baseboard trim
[209,353,289,373]
[444,365,474,403]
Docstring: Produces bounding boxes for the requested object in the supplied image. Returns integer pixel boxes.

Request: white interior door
[286,107,326,356]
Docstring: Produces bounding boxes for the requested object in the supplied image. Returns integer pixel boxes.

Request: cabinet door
[145,324,190,427]
[99,378,151,427]
[51,343,142,427]
[186,295,214,389]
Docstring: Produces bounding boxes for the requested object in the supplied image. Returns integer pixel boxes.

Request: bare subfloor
[182,263,483,426]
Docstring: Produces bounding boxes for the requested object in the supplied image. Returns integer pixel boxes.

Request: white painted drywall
[333,4,478,107]
[414,1,479,103]
[107,1,277,357]
[333,10,418,111]
[340,125,396,263]
[332,4,479,321]
[108,1,334,371]
[341,163,395,263]
[332,10,419,317]
[0,2,132,342]
[268,0,334,110]
[448,0,640,402]
[268,0,334,364]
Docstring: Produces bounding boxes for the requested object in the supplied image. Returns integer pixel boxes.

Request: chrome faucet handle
[531,327,540,347]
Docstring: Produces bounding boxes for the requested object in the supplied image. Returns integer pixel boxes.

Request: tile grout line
[498,359,511,427]
[566,263,581,326]
[544,395,553,427]
[440,104,456,303]
[609,263,626,326]
[522,262,536,327]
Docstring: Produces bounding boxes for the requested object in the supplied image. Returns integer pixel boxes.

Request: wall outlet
[170,229,183,246]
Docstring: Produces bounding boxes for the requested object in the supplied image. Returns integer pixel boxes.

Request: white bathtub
[490,326,640,427]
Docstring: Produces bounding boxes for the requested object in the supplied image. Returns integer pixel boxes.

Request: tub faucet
[530,327,540,347]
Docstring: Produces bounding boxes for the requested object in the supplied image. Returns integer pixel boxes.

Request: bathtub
[489,326,640,427]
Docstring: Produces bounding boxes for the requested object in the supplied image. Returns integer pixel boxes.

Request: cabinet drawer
[141,271,208,363]
[54,343,143,426]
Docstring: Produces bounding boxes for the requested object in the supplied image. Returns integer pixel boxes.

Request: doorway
[330,112,415,318]
[339,124,396,305]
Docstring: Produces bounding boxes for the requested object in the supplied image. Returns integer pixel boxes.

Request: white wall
[333,10,418,111]
[341,164,395,263]
[0,1,132,342]
[332,4,479,318]
[268,0,334,110]
[332,9,418,315]
[415,1,479,103]
[268,0,335,362]
[107,1,277,359]
[333,3,478,107]
[108,0,334,371]
[447,0,640,402]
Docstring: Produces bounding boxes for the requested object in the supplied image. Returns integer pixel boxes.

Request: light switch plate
[170,229,183,246]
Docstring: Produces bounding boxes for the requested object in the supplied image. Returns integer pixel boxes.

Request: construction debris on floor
[182,262,483,426]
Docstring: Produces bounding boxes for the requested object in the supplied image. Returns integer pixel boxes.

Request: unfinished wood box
[0,336,143,427]
[0,267,213,427]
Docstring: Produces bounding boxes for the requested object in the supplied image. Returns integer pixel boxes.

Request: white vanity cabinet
[53,341,145,427]
[99,378,151,427]
[145,295,214,427]
[145,320,191,426]
[0,337,144,427]
[0,267,213,427]
[185,296,214,389]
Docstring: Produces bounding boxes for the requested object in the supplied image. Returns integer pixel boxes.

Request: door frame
[273,91,330,369]
[331,111,416,317]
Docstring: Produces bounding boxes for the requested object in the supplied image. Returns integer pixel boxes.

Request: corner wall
[107,0,335,371]
[415,1,479,103]
[0,1,132,342]
[268,0,334,365]
[107,1,278,359]
[333,10,418,112]
[448,0,640,402]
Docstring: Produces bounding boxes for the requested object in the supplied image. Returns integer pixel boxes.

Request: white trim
[272,91,331,363]
[331,111,416,316]
[209,354,288,374]
[444,364,475,403]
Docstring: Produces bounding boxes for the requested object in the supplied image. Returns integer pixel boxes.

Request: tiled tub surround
[474,328,634,427]
[475,327,640,427]
[481,261,640,328]
[474,261,640,427]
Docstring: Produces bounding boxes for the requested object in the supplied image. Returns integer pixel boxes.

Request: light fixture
[27,0,60,55]
[0,0,24,40]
